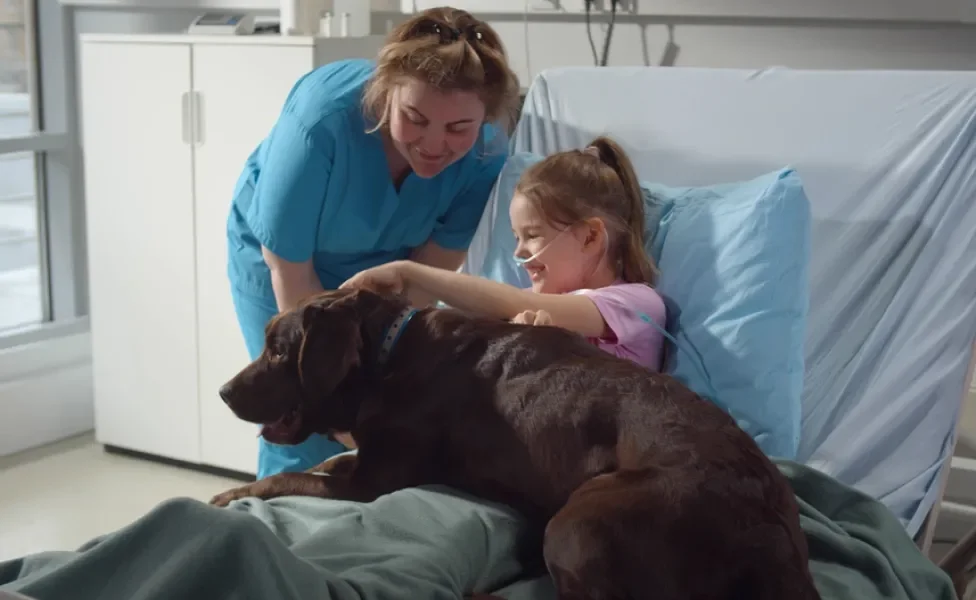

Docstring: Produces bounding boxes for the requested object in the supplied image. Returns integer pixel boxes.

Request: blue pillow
[471,151,810,460]
[474,153,540,289]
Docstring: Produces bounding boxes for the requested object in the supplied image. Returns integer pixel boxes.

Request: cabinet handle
[192,91,205,147]
[181,91,192,145]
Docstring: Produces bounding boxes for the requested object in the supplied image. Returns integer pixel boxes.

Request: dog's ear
[296,300,362,397]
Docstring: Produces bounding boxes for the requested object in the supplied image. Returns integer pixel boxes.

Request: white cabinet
[82,41,200,464]
[192,43,318,474]
[80,34,384,475]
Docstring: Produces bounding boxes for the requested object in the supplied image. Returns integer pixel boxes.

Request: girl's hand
[340,262,407,296]
[512,309,553,326]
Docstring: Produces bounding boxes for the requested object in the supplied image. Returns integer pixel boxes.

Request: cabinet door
[192,44,314,475]
[81,41,201,462]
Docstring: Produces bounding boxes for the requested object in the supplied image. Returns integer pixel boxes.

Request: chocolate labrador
[211,288,820,600]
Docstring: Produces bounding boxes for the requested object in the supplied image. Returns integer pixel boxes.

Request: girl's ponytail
[587,137,659,285]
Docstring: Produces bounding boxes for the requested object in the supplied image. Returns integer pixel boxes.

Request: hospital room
[2,0,976,597]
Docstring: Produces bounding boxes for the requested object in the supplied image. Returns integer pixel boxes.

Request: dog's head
[218,288,401,446]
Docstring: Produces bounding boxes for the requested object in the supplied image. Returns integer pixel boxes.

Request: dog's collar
[377,307,418,366]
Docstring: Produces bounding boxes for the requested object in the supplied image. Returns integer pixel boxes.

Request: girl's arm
[343,260,608,338]
[407,240,468,308]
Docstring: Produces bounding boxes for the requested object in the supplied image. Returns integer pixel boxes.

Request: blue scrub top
[227,58,507,300]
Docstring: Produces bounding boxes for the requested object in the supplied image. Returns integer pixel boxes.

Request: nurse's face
[388,77,486,178]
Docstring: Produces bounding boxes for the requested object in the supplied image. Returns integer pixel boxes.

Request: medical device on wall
[583,0,619,66]
[187,13,257,35]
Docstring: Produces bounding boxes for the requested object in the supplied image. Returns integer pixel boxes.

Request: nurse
[226,7,521,479]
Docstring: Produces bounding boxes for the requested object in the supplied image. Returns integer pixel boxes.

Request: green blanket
[0,460,956,600]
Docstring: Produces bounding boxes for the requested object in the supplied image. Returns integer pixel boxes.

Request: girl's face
[388,78,486,178]
[509,192,606,294]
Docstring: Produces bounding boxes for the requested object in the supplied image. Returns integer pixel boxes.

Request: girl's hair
[515,136,659,285]
[362,7,521,136]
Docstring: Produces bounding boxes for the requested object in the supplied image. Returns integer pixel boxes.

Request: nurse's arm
[262,246,325,312]
[407,240,467,307]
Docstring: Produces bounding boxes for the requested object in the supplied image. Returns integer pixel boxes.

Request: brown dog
[211,289,820,600]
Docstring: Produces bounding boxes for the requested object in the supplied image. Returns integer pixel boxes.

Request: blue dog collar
[377,308,418,365]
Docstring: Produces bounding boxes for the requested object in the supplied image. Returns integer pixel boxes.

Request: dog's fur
[211,289,821,600]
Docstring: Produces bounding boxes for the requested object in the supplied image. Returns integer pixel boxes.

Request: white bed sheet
[468,66,976,534]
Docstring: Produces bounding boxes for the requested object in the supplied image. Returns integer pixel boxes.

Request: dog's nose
[218,384,232,405]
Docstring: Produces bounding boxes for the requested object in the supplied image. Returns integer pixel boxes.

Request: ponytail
[516,135,661,286]
[587,137,659,285]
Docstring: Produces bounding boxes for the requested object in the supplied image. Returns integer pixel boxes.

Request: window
[0,0,43,333]
[0,152,42,331]
[0,0,80,342]
[0,3,29,123]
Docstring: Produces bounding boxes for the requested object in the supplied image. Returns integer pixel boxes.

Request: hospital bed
[3,66,975,600]
[467,65,976,591]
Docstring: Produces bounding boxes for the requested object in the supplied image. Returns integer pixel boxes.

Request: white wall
[402,0,972,23]
[66,3,976,86]
[67,7,976,89]
[391,0,976,80]
[464,17,976,87]
[0,327,93,457]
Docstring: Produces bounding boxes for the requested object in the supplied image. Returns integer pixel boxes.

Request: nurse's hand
[340,262,407,296]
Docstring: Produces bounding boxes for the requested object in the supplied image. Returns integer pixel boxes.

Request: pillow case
[465,151,811,460]
[463,152,540,289]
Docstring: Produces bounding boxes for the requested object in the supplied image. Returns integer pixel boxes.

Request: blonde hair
[362,7,521,138]
[515,136,659,285]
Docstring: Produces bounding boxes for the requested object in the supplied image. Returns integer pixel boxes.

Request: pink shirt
[574,283,667,371]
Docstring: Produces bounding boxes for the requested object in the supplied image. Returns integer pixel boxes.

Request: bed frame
[918,339,976,598]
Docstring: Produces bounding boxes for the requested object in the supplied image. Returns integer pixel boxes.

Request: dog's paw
[209,486,255,507]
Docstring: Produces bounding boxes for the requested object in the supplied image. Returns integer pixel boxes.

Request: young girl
[341,136,666,371]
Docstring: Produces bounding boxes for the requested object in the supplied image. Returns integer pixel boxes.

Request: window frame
[0,0,86,348]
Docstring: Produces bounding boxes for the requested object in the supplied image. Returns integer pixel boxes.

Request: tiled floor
[0,434,240,562]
